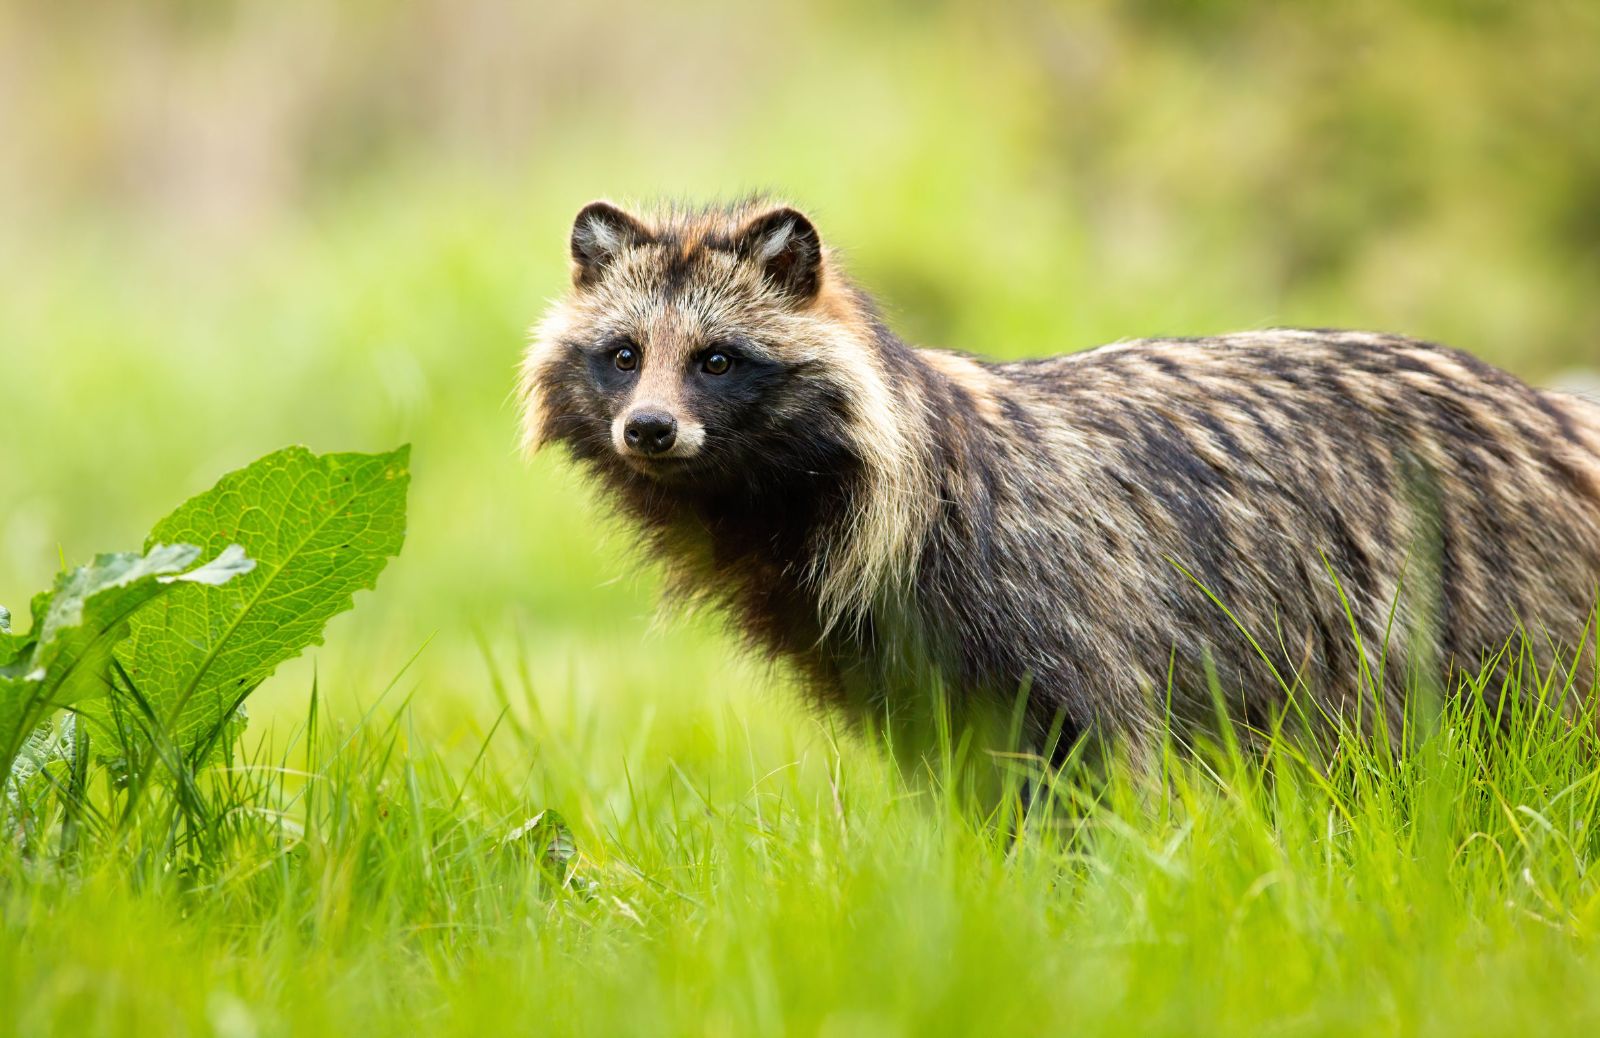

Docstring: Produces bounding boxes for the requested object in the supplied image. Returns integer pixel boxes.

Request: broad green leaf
[1,543,253,782]
[85,446,410,760]
[33,545,238,689]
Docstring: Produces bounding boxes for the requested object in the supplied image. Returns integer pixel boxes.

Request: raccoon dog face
[521,200,862,493]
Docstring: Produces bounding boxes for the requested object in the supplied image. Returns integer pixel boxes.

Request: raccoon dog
[520,198,1600,761]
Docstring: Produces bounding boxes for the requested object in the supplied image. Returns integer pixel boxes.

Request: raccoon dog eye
[702,352,731,376]
[613,345,639,371]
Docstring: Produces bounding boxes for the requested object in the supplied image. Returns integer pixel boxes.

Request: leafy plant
[2,445,410,837]
[0,544,253,796]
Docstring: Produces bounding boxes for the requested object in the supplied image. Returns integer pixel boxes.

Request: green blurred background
[3,0,1598,746]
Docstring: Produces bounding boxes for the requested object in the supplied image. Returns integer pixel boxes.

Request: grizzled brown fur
[521,198,1600,759]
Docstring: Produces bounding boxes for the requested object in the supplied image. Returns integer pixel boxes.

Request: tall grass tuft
[6,622,1600,1035]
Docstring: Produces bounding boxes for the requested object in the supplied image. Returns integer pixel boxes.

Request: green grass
[7,636,1600,1037]
[9,642,1600,1030]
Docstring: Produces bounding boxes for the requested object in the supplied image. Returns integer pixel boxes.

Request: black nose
[623,411,677,455]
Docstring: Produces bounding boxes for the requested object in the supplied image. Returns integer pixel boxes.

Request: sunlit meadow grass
[6,625,1600,1038]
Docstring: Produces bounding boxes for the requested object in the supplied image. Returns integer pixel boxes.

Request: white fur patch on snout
[611,409,707,459]
[671,420,707,456]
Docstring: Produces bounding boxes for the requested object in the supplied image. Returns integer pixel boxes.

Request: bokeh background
[3,0,1598,748]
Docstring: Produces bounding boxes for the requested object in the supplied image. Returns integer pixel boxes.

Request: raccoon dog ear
[735,207,823,303]
[570,201,651,286]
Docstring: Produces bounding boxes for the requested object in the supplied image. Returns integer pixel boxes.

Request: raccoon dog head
[519,199,884,492]
[521,199,932,623]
